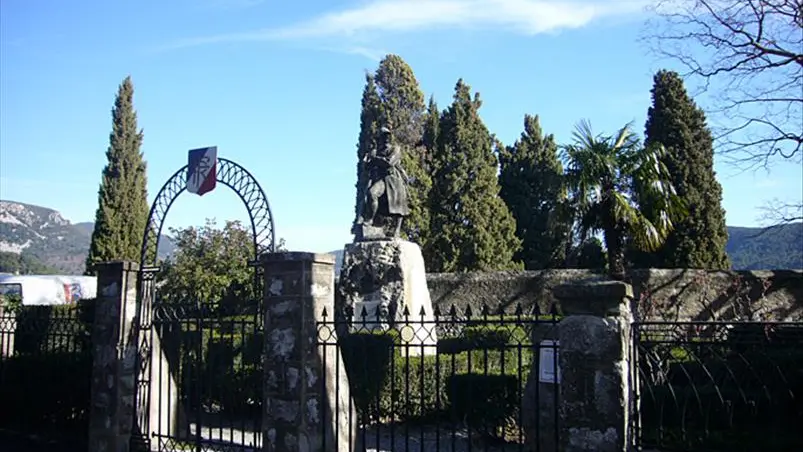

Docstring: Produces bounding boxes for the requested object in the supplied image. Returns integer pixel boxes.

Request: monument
[339,126,437,355]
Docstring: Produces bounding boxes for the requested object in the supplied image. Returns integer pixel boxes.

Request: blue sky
[1,0,801,253]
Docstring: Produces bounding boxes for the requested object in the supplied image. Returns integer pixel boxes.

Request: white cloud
[164,0,650,50]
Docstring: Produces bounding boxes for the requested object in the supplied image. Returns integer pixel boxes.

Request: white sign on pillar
[538,340,561,383]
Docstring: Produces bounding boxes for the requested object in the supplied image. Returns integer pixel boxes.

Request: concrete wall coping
[260,251,336,265]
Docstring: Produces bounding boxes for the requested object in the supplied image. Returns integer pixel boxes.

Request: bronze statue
[354,126,409,240]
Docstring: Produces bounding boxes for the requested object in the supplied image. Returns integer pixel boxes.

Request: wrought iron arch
[140,157,276,268]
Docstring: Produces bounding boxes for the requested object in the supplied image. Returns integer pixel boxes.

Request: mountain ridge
[0,200,175,274]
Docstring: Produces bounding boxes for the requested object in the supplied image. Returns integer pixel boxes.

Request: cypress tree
[86,76,149,273]
[632,70,730,269]
[353,55,430,245]
[428,79,521,272]
[499,114,570,269]
[354,73,382,225]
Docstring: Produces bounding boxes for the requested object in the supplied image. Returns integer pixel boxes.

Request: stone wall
[426,269,803,321]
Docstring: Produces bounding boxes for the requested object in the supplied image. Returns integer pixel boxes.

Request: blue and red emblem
[187,146,217,196]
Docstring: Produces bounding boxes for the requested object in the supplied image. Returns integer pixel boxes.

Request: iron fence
[0,302,95,451]
[144,299,264,452]
[631,321,803,451]
[317,303,562,451]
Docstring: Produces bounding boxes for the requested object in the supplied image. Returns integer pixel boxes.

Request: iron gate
[631,321,803,451]
[133,270,264,451]
[130,156,276,451]
[317,303,563,451]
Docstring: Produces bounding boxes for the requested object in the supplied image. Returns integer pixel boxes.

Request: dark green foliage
[0,251,58,274]
[428,79,522,272]
[632,70,730,270]
[499,114,570,269]
[640,328,803,450]
[565,237,607,270]
[0,303,94,448]
[353,55,431,244]
[157,219,258,305]
[355,73,382,224]
[562,121,685,279]
[446,373,518,435]
[159,311,263,418]
[339,321,532,434]
[727,224,803,270]
[86,76,148,272]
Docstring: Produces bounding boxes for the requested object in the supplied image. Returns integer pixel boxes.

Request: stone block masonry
[261,252,358,452]
[88,261,140,452]
[555,281,635,452]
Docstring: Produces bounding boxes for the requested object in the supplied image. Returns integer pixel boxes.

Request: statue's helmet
[380,126,392,135]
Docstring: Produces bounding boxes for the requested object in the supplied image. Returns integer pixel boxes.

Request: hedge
[0,302,95,448]
[340,321,534,437]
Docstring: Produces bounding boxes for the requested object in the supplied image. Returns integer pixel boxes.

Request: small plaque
[538,340,561,383]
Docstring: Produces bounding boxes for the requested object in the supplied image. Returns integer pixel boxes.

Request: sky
[1,0,801,253]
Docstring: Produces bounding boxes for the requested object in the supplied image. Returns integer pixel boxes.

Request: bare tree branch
[644,0,803,169]
[751,199,803,237]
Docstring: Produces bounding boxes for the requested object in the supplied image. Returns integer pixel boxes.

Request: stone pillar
[554,281,635,452]
[88,261,140,452]
[261,252,357,452]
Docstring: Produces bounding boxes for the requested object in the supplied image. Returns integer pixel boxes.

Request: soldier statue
[353,126,410,240]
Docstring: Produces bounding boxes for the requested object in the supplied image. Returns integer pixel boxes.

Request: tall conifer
[499,114,570,269]
[353,55,430,245]
[428,79,521,272]
[86,76,148,272]
[632,70,730,269]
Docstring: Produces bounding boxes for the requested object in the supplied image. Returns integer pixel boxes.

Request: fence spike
[402,306,411,317]
[321,307,328,318]
[449,305,458,317]
[532,304,542,317]
[549,302,559,317]
[434,306,442,317]
[419,305,427,317]
[481,303,490,317]
[374,305,382,319]
[360,305,368,318]
[496,302,505,316]
[514,303,523,316]
[465,305,473,318]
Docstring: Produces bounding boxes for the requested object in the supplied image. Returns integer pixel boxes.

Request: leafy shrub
[446,373,519,436]
[0,302,94,448]
[339,322,533,430]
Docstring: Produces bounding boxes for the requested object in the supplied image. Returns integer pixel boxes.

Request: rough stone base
[339,239,437,355]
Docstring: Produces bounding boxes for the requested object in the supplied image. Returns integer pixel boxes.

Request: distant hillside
[0,200,175,275]
[727,223,803,270]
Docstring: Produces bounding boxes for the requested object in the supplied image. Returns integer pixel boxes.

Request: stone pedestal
[338,239,437,356]
[261,252,358,452]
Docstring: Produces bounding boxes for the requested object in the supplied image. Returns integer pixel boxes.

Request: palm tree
[562,120,684,280]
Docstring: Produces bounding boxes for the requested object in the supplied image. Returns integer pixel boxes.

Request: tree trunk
[605,226,626,281]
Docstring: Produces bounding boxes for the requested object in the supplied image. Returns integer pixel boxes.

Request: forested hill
[726,223,803,270]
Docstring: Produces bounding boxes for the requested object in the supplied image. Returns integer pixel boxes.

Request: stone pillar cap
[259,252,336,265]
[554,280,633,317]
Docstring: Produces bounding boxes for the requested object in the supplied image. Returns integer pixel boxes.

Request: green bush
[0,303,94,448]
[340,323,533,429]
[446,373,519,436]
